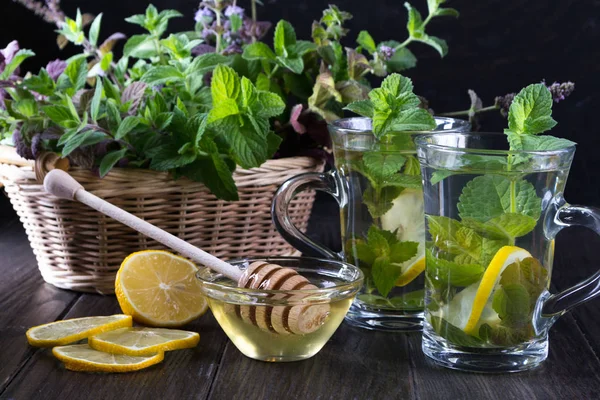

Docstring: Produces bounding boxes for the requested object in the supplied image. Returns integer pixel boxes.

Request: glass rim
[329,116,470,135]
[196,256,364,297]
[415,132,576,157]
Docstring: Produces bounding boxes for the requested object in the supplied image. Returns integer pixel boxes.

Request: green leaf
[216,116,268,169]
[208,98,239,122]
[124,14,146,27]
[383,174,422,189]
[242,42,276,61]
[372,255,398,297]
[390,241,419,263]
[435,8,460,17]
[415,35,448,57]
[274,20,296,57]
[293,40,317,55]
[100,52,113,71]
[357,30,377,54]
[61,130,107,156]
[362,152,406,182]
[427,216,487,264]
[363,186,404,218]
[256,92,285,118]
[188,154,239,201]
[386,47,417,72]
[405,2,424,37]
[426,249,484,287]
[211,65,240,104]
[62,58,88,92]
[149,144,197,171]
[520,135,576,151]
[89,13,102,47]
[403,156,421,176]
[457,175,542,222]
[430,316,484,347]
[344,100,374,117]
[141,66,184,86]
[508,83,556,136]
[42,105,78,128]
[90,78,103,121]
[348,238,376,266]
[462,213,537,240]
[115,116,140,139]
[123,34,157,58]
[23,68,55,96]
[99,148,127,178]
[499,257,548,305]
[186,53,229,75]
[0,49,35,80]
[229,13,242,33]
[492,284,530,326]
[367,225,392,256]
[388,108,437,132]
[277,56,304,74]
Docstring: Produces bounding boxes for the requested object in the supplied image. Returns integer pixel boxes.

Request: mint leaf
[388,108,437,132]
[348,238,376,266]
[507,83,556,136]
[115,116,140,139]
[357,30,377,54]
[386,47,417,72]
[62,130,107,156]
[405,2,424,38]
[274,20,296,57]
[141,66,184,86]
[293,41,317,56]
[99,148,127,178]
[390,241,418,263]
[242,42,276,61]
[363,152,406,181]
[186,53,230,75]
[499,257,548,305]
[43,105,78,128]
[363,186,403,218]
[211,65,240,104]
[415,35,448,57]
[0,49,35,80]
[90,78,103,121]
[372,256,398,297]
[430,316,484,347]
[256,92,285,118]
[344,100,374,117]
[123,34,157,58]
[492,283,530,327]
[89,13,102,47]
[462,213,537,241]
[520,135,576,151]
[277,56,304,74]
[367,225,391,256]
[457,175,541,222]
[217,116,269,168]
[426,249,484,287]
[383,174,422,189]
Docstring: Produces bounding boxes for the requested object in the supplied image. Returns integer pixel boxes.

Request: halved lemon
[52,344,163,373]
[115,250,208,327]
[89,327,200,356]
[440,246,532,335]
[26,315,132,347]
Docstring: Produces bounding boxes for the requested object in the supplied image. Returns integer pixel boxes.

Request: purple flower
[546,81,575,103]
[13,130,34,160]
[194,7,213,23]
[46,59,67,81]
[0,41,19,74]
[378,45,396,61]
[224,5,244,17]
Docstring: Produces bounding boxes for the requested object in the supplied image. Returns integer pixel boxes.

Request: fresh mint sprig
[345,73,436,138]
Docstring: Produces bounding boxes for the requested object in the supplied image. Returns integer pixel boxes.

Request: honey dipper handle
[43,169,243,281]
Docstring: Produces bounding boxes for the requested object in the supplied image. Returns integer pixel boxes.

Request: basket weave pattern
[0,157,322,294]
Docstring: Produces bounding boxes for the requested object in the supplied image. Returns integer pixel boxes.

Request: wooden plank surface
[0,212,79,393]
[1,295,227,400]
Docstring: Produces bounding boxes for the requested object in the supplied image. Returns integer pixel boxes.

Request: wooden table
[2,194,600,400]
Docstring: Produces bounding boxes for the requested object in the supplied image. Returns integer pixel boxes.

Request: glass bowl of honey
[197,257,363,362]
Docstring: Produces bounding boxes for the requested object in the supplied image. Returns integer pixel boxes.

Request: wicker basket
[0,155,323,294]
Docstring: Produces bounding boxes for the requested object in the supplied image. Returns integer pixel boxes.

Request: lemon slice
[53,344,163,373]
[89,327,200,356]
[115,250,208,327]
[26,315,132,347]
[440,246,532,335]
[395,255,426,287]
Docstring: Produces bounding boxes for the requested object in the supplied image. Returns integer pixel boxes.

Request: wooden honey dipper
[43,169,329,335]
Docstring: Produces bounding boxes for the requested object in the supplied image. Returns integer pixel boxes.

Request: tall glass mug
[416,133,600,372]
[272,117,470,331]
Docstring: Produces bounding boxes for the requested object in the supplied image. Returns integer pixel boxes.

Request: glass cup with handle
[272,117,470,332]
[416,132,600,372]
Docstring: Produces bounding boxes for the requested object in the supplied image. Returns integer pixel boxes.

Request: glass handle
[271,170,345,260]
[542,203,600,317]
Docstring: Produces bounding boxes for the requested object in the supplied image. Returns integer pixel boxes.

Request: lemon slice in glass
[115,250,208,327]
[441,246,532,335]
[53,344,163,373]
[89,327,200,356]
[26,315,132,347]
